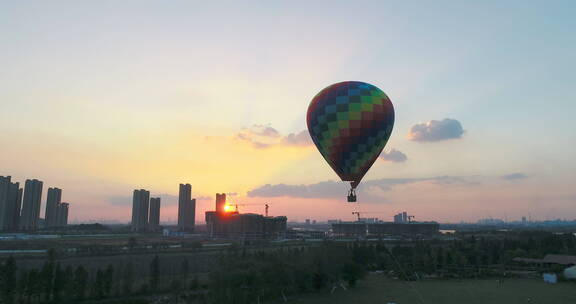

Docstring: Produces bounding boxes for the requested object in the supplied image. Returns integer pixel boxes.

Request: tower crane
[233,203,270,216]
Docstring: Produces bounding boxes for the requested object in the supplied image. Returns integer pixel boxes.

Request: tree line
[0,231,574,304]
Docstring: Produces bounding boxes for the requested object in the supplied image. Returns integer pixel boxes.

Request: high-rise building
[0,176,12,230]
[215,193,226,214]
[55,202,69,227]
[178,184,191,230]
[149,197,161,229]
[0,176,10,230]
[189,198,196,230]
[12,186,23,230]
[45,187,62,228]
[20,179,43,231]
[0,176,22,231]
[7,182,22,230]
[178,184,196,231]
[131,189,150,231]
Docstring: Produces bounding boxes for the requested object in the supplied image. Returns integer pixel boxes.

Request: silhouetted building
[13,187,22,230]
[45,187,62,228]
[367,222,439,236]
[178,184,195,231]
[332,222,367,237]
[0,176,10,230]
[215,193,226,214]
[131,189,150,231]
[359,218,379,223]
[206,193,286,238]
[332,221,439,238]
[20,179,43,231]
[393,211,411,223]
[0,176,22,231]
[206,211,287,239]
[149,197,161,229]
[55,202,69,227]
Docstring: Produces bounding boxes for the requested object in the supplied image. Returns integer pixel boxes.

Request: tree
[73,265,89,300]
[39,259,55,301]
[189,276,199,290]
[16,270,27,304]
[52,263,65,302]
[25,269,39,304]
[128,237,138,251]
[63,266,74,301]
[341,262,365,288]
[150,255,160,292]
[1,256,17,304]
[93,269,105,299]
[181,259,190,281]
[122,261,134,295]
[104,264,114,297]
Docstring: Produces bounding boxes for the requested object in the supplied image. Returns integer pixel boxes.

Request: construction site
[331,211,439,238]
[204,193,287,239]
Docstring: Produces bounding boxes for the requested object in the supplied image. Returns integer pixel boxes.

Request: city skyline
[1,2,575,223]
[0,176,70,231]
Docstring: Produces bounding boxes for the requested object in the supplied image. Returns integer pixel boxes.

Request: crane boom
[232,203,271,215]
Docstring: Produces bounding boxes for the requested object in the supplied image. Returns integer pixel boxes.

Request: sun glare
[224,204,233,212]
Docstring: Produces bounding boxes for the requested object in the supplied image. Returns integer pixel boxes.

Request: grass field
[298,275,576,304]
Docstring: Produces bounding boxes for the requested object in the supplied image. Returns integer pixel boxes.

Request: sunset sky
[1,1,575,223]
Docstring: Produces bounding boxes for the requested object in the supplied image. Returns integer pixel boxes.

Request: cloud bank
[408,118,464,142]
[247,175,476,200]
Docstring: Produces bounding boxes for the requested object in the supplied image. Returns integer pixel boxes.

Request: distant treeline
[67,223,110,231]
[0,230,574,304]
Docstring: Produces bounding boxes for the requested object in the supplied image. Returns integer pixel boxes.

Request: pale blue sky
[0,1,574,222]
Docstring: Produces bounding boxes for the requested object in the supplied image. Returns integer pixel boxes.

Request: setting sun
[223,204,234,212]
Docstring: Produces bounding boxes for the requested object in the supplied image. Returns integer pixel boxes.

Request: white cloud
[236,125,312,149]
[408,118,465,142]
[379,148,407,162]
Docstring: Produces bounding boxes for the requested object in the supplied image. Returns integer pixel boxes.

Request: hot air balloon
[307,81,394,202]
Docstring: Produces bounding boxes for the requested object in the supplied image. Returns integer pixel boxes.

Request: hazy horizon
[1,1,575,224]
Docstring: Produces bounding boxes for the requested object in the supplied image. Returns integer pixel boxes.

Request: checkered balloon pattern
[307,81,394,187]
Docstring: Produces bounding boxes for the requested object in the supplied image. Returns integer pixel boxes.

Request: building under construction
[332,221,439,238]
[205,193,287,239]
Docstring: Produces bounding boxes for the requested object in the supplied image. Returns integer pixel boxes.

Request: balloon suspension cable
[350,181,359,189]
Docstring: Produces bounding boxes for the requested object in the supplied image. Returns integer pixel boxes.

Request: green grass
[298,275,576,304]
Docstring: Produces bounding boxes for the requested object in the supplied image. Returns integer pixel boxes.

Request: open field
[299,275,576,304]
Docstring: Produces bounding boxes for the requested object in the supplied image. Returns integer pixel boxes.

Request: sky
[1,1,575,223]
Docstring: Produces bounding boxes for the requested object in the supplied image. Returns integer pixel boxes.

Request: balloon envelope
[307,81,394,188]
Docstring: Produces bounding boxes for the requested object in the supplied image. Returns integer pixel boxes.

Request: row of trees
[207,231,576,303]
[0,231,573,304]
[208,243,372,304]
[0,251,198,304]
